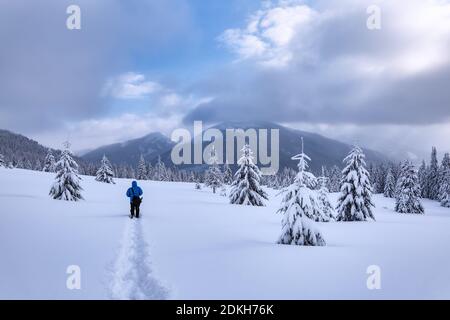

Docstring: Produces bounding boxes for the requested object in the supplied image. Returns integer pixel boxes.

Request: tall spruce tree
[205,146,223,194]
[395,161,424,214]
[230,144,268,206]
[328,165,341,192]
[223,162,233,185]
[317,167,336,221]
[439,153,450,207]
[438,154,450,198]
[277,138,326,246]
[384,166,396,198]
[95,155,115,184]
[428,147,440,200]
[418,160,428,198]
[336,145,375,221]
[42,149,56,172]
[137,155,148,180]
[153,156,168,181]
[0,153,5,168]
[49,141,83,201]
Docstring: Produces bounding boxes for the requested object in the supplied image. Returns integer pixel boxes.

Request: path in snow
[109,218,169,300]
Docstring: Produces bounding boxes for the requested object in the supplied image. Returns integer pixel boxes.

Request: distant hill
[157,121,388,173]
[81,132,175,166]
[0,129,57,167]
[0,129,85,169]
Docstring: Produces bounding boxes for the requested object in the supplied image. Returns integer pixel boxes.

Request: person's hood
[132,181,138,188]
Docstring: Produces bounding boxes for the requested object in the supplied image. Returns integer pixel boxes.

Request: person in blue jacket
[126,181,143,219]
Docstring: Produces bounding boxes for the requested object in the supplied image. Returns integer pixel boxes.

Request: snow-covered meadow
[1,167,450,299]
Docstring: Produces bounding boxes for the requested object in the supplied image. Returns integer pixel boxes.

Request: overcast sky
[0,0,449,160]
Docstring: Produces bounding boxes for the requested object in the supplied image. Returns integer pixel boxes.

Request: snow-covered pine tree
[418,160,428,198]
[25,159,32,170]
[277,138,326,246]
[395,161,424,214]
[195,179,202,190]
[229,144,268,205]
[205,146,223,194]
[336,145,375,221]
[223,162,233,185]
[384,166,396,198]
[0,153,5,168]
[439,153,450,208]
[438,153,450,199]
[43,149,56,172]
[375,164,387,194]
[137,155,148,180]
[317,167,336,221]
[153,156,167,181]
[49,141,83,201]
[34,159,42,171]
[95,155,115,184]
[146,163,154,180]
[428,147,440,200]
[328,165,341,192]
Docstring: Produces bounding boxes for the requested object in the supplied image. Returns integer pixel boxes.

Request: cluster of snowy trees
[368,147,450,209]
[418,148,450,208]
[263,165,343,193]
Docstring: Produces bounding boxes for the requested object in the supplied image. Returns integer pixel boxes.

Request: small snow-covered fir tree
[317,167,336,222]
[220,186,227,197]
[153,156,168,181]
[95,155,115,184]
[384,166,396,198]
[34,159,42,171]
[137,155,148,180]
[205,146,223,194]
[395,161,424,214]
[223,162,233,185]
[25,159,32,170]
[229,144,268,206]
[328,165,341,192]
[195,180,202,190]
[49,141,83,201]
[277,138,326,246]
[439,178,450,208]
[336,145,375,221]
[428,147,440,200]
[0,153,5,168]
[42,149,56,172]
[438,153,450,208]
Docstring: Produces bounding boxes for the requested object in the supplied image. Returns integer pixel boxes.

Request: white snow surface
[1,168,450,299]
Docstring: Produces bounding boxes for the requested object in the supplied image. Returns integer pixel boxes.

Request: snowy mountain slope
[157,121,388,173]
[0,129,59,168]
[81,132,175,166]
[1,167,450,299]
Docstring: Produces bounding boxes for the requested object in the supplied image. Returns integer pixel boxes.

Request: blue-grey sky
[0,0,449,160]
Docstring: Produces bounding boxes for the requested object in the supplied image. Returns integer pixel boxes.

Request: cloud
[186,0,450,128]
[102,73,162,99]
[34,113,183,153]
[32,71,212,151]
[0,0,194,133]
[219,1,317,67]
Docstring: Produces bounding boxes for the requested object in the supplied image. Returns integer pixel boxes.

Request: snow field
[1,168,450,299]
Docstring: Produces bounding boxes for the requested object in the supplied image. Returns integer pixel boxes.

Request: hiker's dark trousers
[130,202,140,218]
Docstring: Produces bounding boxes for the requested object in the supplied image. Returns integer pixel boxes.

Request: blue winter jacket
[126,181,143,203]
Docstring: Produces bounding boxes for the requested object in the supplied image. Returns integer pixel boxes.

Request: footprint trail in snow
[109,219,169,300]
